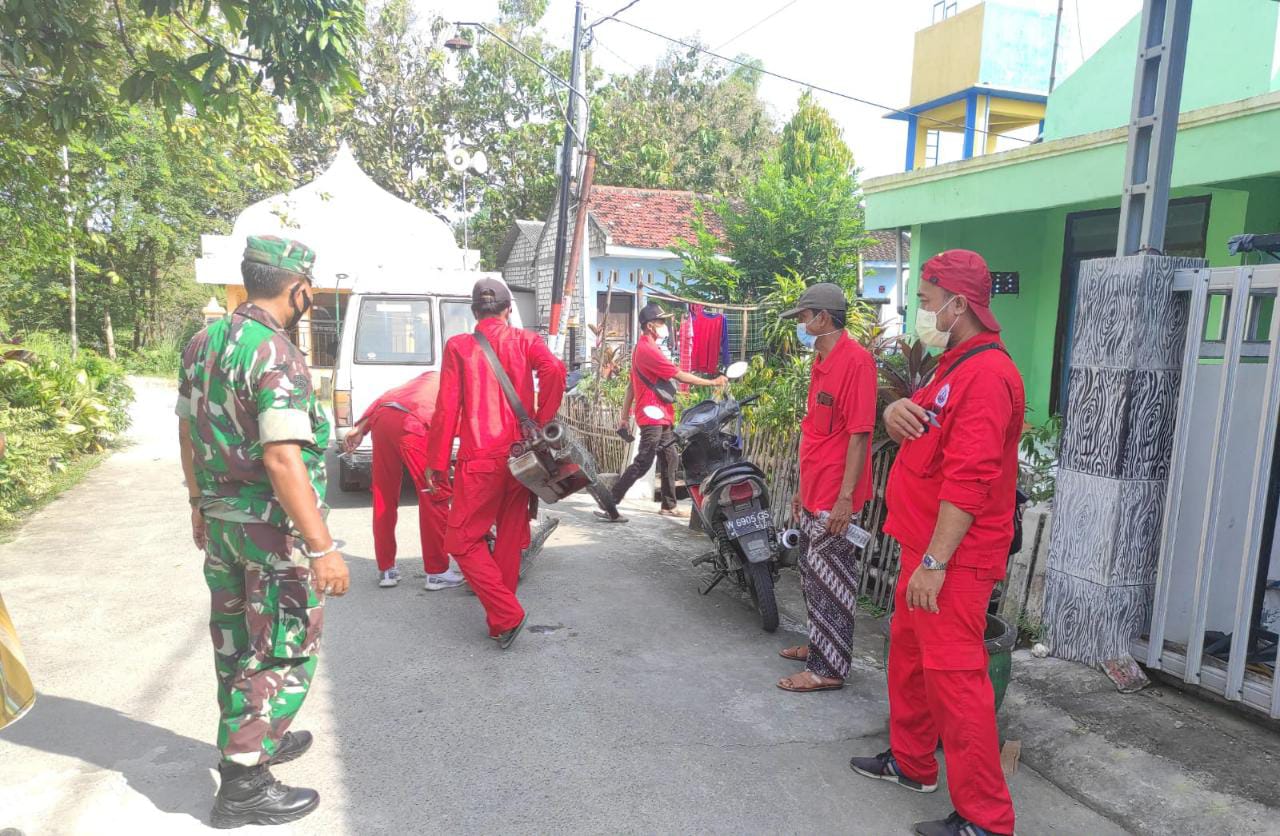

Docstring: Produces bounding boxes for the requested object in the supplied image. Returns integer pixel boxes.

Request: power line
[588,7,1035,144]
[1074,0,1086,64]
[589,0,644,29]
[594,34,642,74]
[715,0,801,51]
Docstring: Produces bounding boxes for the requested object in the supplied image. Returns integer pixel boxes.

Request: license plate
[725,511,770,538]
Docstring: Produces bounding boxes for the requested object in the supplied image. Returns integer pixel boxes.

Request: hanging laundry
[677,306,695,392]
[691,305,729,374]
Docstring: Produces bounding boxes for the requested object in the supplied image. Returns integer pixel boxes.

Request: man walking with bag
[600,303,725,523]
[849,250,1023,836]
[425,279,566,648]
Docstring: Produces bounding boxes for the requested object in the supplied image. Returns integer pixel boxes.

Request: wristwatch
[921,553,949,571]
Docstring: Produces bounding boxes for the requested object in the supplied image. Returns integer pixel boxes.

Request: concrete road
[0,378,1125,835]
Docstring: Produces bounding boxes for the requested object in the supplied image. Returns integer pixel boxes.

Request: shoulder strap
[935,342,1007,384]
[473,329,536,431]
[634,366,660,393]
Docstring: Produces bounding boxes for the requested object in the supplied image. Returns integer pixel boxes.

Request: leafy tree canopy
[1,0,365,134]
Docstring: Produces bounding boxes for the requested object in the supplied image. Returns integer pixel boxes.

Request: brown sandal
[778,645,809,662]
[777,671,844,693]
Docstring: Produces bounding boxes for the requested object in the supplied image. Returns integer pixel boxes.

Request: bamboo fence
[741,427,904,610]
[557,395,631,477]
[559,391,905,608]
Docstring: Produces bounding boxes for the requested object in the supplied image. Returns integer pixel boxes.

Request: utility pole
[547,0,584,354]
[1048,0,1065,93]
[60,145,78,358]
[1116,0,1194,256]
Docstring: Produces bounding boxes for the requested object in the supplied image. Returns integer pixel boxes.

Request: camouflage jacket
[176,302,329,530]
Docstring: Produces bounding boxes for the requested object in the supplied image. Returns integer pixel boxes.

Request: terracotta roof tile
[863,229,911,263]
[587,185,724,251]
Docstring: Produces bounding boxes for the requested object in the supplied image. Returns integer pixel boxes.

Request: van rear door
[347,295,438,424]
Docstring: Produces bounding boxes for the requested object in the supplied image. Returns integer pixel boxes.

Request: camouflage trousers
[204,519,323,766]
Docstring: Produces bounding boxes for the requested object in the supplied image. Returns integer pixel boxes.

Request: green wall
[1043,0,1278,140]
[867,103,1280,231]
[904,183,1272,424]
[911,212,1063,424]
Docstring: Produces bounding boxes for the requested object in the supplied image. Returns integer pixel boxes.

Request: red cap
[920,249,1001,332]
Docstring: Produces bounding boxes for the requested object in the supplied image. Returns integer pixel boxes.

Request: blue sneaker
[849,749,937,793]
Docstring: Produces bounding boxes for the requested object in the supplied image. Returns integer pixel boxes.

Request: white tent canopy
[196,143,478,289]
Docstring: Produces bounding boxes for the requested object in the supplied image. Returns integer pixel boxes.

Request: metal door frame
[1135,264,1280,718]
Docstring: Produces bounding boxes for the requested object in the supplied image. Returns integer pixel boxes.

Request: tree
[681,92,869,303]
[590,45,778,194]
[1,0,365,134]
[287,0,452,211]
[0,99,292,352]
[779,91,854,183]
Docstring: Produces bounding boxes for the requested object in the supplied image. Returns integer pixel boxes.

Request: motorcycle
[659,361,781,632]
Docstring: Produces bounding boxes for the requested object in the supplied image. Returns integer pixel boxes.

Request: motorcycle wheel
[588,482,620,519]
[744,561,779,633]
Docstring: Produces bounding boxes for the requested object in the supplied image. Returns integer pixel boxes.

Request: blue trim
[962,92,977,159]
[905,115,918,171]
[1038,118,1045,136]
[883,85,1048,121]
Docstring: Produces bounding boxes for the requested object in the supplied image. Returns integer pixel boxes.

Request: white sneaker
[424,567,466,591]
[378,567,401,588]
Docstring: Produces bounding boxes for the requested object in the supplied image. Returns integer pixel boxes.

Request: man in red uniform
[341,372,462,591]
[603,303,726,522]
[425,278,566,648]
[850,250,1023,836]
[775,283,877,693]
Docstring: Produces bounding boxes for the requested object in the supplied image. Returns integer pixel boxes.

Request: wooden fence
[741,427,905,610]
[557,395,631,477]
[557,393,906,609]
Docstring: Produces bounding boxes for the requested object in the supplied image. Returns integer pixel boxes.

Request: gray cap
[472,277,512,306]
[779,282,848,319]
[638,302,671,325]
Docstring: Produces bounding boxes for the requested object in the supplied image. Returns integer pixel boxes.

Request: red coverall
[883,332,1025,836]
[426,317,566,636]
[355,373,451,575]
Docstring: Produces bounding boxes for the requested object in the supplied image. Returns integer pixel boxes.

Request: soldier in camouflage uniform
[177,235,349,829]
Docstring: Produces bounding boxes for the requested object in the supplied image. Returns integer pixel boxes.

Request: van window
[440,300,477,346]
[354,297,434,364]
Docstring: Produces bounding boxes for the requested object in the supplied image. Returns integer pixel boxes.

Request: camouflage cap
[243,235,315,278]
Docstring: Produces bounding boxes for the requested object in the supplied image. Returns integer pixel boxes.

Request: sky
[416,0,1144,179]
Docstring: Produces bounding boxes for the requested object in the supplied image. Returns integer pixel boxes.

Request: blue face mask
[796,318,837,350]
[796,321,818,350]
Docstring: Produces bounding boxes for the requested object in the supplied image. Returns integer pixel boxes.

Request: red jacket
[426,317,566,470]
[631,335,679,427]
[356,372,441,437]
[884,333,1025,576]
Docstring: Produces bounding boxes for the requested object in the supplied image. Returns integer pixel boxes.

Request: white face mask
[654,325,670,341]
[915,295,959,349]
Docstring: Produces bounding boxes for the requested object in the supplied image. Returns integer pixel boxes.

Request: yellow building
[889,2,1059,170]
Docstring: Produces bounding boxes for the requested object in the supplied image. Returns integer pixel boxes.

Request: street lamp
[443,34,472,52]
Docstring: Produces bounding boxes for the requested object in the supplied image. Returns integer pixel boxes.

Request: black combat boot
[267,730,313,766]
[210,762,319,829]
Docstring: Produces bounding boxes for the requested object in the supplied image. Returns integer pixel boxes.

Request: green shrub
[0,333,134,529]
[121,341,183,379]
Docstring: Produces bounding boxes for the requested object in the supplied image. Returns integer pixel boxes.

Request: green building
[864,0,1280,423]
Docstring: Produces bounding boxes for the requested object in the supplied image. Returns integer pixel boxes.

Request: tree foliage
[590,46,777,194]
[0,0,365,134]
[673,92,869,305]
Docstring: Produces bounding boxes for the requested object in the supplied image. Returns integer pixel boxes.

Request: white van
[331,272,529,491]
